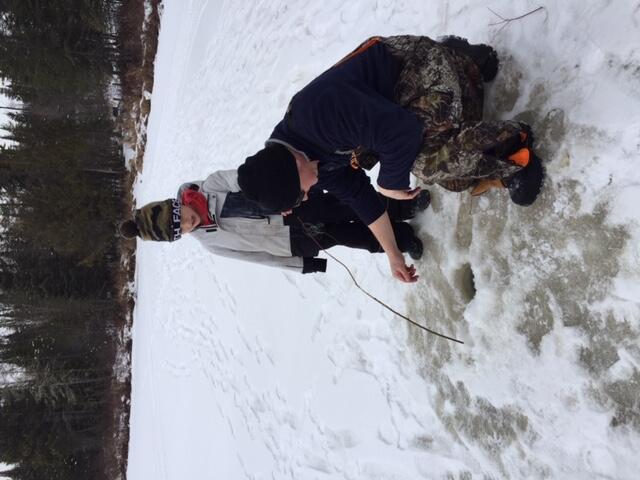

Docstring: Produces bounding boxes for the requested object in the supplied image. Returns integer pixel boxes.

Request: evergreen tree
[0,0,131,477]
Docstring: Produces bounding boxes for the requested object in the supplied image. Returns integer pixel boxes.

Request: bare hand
[378,186,421,201]
[281,209,293,216]
[388,253,419,283]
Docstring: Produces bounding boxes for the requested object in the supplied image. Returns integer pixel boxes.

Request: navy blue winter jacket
[267,41,424,225]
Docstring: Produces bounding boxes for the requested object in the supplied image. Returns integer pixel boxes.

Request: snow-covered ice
[127,1,640,479]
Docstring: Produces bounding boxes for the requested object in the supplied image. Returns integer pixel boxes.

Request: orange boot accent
[470,178,506,196]
[508,148,530,167]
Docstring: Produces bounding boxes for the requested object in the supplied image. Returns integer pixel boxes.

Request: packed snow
[127,1,640,479]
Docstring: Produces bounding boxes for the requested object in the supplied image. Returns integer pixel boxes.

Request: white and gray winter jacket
[177,169,304,273]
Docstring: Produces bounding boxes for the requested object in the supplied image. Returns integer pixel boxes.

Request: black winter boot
[439,35,499,82]
[406,235,424,261]
[504,152,545,206]
[402,190,431,219]
[394,222,424,260]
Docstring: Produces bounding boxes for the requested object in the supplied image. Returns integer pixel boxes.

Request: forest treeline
[0,0,147,478]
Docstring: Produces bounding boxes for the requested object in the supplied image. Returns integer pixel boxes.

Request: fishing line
[295,215,464,344]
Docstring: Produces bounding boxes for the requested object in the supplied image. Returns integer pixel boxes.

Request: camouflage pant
[381,35,524,191]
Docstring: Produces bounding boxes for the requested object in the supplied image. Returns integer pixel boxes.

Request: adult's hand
[388,252,419,283]
[378,186,422,201]
[281,209,293,216]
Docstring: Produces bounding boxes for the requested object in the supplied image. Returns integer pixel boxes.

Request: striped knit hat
[134,198,182,242]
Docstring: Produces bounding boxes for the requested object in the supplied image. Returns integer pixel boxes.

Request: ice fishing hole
[456,263,476,303]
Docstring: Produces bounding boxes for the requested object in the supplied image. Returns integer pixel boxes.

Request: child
[120,169,429,274]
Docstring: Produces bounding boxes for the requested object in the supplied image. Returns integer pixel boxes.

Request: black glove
[302,257,327,274]
[484,122,533,159]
